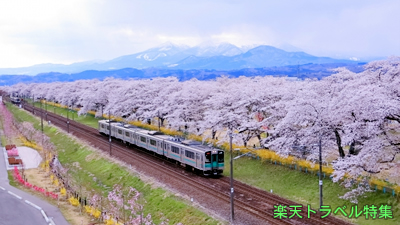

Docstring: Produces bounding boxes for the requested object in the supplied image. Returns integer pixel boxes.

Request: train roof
[99,120,120,124]
[100,120,224,152]
[116,123,138,129]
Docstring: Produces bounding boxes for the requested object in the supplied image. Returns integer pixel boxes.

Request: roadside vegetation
[5,102,221,225]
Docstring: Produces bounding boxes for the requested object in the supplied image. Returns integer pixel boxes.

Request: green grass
[8,171,19,187]
[7,103,221,225]
[223,154,399,224]
[32,102,100,129]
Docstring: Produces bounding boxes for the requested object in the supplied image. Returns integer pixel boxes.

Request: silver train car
[98,120,224,176]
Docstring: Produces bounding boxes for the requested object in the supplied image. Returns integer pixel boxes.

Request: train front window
[205,152,211,163]
[218,151,224,162]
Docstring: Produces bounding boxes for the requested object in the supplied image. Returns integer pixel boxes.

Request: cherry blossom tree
[3,57,400,203]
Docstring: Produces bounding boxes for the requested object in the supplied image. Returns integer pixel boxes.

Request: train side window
[150,139,156,146]
[140,136,146,142]
[218,151,224,162]
[106,126,110,130]
[118,130,122,134]
[125,131,130,137]
[185,151,194,159]
[205,152,211,163]
[101,124,105,128]
[171,146,179,154]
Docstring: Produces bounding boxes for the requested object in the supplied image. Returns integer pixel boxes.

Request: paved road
[0,141,70,225]
[0,191,45,225]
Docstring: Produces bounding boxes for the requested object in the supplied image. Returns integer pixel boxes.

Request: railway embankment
[4,102,223,225]
[18,101,400,225]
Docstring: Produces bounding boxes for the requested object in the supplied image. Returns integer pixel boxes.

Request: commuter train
[98,120,224,176]
[10,96,21,104]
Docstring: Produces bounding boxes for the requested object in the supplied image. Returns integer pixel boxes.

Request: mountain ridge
[0,62,366,86]
[0,43,361,76]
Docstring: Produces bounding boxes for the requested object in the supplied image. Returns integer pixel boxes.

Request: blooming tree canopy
[4,58,400,200]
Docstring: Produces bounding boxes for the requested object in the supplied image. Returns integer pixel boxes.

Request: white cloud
[0,0,398,67]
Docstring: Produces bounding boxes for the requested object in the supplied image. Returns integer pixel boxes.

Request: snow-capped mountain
[184,42,243,57]
[0,42,361,75]
[173,45,356,70]
[97,42,190,70]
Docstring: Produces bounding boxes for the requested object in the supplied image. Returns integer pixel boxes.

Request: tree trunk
[349,140,356,155]
[257,134,262,146]
[212,130,217,139]
[334,129,345,158]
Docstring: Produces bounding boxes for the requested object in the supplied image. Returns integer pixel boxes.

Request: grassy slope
[36,102,99,129]
[8,103,220,225]
[223,155,399,224]
[28,103,400,224]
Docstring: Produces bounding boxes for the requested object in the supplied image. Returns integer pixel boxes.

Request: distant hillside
[173,46,356,70]
[0,63,366,86]
[0,43,363,76]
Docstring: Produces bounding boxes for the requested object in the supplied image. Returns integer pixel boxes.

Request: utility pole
[109,110,112,156]
[319,136,323,209]
[41,98,45,164]
[158,111,161,132]
[32,95,35,114]
[229,131,234,223]
[45,99,48,121]
[40,99,44,133]
[67,106,70,133]
[101,104,104,119]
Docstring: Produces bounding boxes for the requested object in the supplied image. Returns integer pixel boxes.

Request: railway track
[22,103,352,225]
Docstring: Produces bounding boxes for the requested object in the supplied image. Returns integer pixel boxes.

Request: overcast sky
[0,0,399,68]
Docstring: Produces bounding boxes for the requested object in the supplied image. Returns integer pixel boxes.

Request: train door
[163,142,167,156]
[158,141,162,154]
[211,153,218,168]
[180,148,184,163]
[196,153,199,168]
